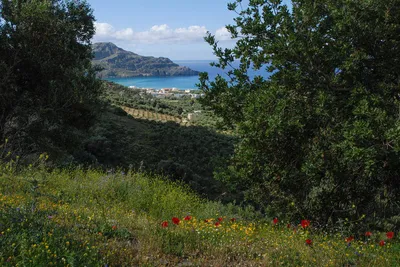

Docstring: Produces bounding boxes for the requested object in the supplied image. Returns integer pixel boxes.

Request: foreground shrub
[199,0,400,228]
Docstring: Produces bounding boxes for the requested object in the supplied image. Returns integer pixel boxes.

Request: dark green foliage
[103,82,184,117]
[83,105,235,200]
[199,0,400,228]
[0,0,101,161]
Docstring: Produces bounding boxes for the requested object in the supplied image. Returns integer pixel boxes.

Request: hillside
[1,164,399,266]
[92,42,199,78]
[83,103,235,200]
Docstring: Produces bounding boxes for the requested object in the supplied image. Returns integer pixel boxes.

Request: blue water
[107,60,270,90]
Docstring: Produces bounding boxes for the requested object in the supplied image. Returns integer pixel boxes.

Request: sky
[89,0,291,60]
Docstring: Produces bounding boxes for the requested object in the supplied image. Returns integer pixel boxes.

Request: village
[128,85,205,99]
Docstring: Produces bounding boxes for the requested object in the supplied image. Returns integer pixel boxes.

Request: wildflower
[184,216,192,221]
[346,236,354,243]
[161,221,168,228]
[273,217,278,225]
[204,219,209,223]
[215,222,221,227]
[365,231,372,237]
[386,232,394,239]
[112,225,117,230]
[172,217,180,225]
[218,217,223,222]
[306,239,312,246]
[287,223,291,228]
[379,240,385,247]
[301,220,310,229]
[230,218,236,222]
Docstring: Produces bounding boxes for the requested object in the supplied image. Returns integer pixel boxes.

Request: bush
[199,0,400,228]
[0,0,101,161]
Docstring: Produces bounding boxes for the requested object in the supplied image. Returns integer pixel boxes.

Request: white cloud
[93,22,232,44]
[215,27,232,41]
[94,22,208,44]
[115,28,134,40]
[94,22,115,37]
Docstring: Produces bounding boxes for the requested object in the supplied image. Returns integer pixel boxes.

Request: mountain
[92,42,199,78]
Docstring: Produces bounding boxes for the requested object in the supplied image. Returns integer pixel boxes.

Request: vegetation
[122,107,183,124]
[0,0,101,161]
[81,104,235,200]
[1,0,400,265]
[103,81,225,129]
[1,162,399,266]
[0,0,232,201]
[199,0,400,229]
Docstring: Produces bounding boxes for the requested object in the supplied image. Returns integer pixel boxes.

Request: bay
[106,60,270,90]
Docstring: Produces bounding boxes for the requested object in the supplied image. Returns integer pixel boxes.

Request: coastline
[106,75,202,90]
[106,60,271,90]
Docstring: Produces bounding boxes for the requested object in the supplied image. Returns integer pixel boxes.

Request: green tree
[0,0,101,160]
[199,0,400,229]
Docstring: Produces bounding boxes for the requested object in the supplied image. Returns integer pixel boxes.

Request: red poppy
[379,240,385,247]
[218,217,223,222]
[161,221,168,228]
[172,217,180,225]
[306,239,313,246]
[301,220,310,229]
[204,219,209,223]
[386,232,394,239]
[184,216,192,221]
[287,223,291,229]
[365,231,372,237]
[230,218,236,222]
[112,225,117,230]
[345,236,354,243]
[215,222,221,227]
[273,217,279,225]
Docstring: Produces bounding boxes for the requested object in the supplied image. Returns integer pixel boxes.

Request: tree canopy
[199,0,400,229]
[0,0,101,160]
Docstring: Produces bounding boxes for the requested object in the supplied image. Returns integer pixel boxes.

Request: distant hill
[92,42,199,78]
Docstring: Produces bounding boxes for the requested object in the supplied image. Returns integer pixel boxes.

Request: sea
[106,60,271,90]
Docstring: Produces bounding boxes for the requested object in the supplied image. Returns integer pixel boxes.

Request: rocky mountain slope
[92,42,199,78]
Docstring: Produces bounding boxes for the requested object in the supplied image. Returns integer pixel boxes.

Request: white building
[187,113,196,121]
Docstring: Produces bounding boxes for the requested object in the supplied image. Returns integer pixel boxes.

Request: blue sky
[89,0,291,60]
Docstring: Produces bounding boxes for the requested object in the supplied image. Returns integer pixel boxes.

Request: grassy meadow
[1,160,399,266]
[2,0,400,266]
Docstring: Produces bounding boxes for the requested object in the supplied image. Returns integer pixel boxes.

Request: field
[1,161,399,266]
[121,106,184,124]
[103,82,224,129]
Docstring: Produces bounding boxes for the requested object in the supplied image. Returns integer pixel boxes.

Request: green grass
[1,161,399,266]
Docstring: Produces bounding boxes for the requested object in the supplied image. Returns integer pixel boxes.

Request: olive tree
[0,0,101,160]
[199,0,400,229]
